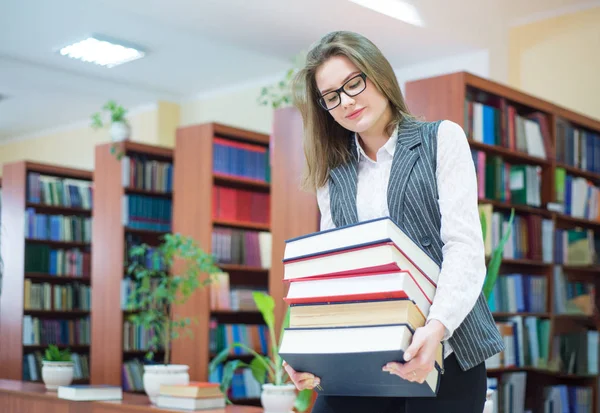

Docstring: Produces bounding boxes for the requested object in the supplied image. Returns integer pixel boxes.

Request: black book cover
[280,350,441,398]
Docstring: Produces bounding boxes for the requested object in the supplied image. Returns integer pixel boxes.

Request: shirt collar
[354,124,399,161]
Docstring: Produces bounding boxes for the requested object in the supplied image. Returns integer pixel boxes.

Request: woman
[282,31,504,413]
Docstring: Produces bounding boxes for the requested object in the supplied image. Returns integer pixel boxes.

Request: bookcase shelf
[172,116,319,406]
[90,141,174,393]
[0,160,93,385]
[406,71,600,413]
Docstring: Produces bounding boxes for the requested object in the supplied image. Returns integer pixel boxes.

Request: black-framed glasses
[318,73,367,110]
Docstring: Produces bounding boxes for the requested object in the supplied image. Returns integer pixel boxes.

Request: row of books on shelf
[472,151,542,207]
[23,352,89,382]
[22,315,90,346]
[213,137,270,183]
[465,97,551,160]
[209,366,261,401]
[555,228,600,266]
[25,245,91,277]
[210,272,268,311]
[556,119,600,174]
[27,172,93,210]
[123,321,160,352]
[488,316,551,370]
[209,322,269,355]
[487,374,594,413]
[487,315,599,376]
[122,194,172,232]
[24,280,91,311]
[479,204,553,261]
[25,209,91,243]
[556,168,600,221]
[488,274,547,314]
[121,155,173,194]
[212,185,270,224]
[553,267,595,315]
[212,228,271,268]
[122,359,145,392]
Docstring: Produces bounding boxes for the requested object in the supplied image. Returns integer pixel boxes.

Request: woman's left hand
[382,319,446,383]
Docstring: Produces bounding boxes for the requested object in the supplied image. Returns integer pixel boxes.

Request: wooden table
[0,380,264,413]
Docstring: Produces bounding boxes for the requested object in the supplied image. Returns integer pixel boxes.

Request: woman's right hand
[283,360,321,390]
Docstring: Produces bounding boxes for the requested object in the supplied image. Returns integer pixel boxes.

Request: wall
[0,102,183,176]
[509,7,600,120]
[180,83,274,135]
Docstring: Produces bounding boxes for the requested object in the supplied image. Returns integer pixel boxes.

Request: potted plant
[91,100,130,142]
[125,233,222,404]
[481,207,514,413]
[257,51,306,110]
[209,291,312,413]
[41,345,74,391]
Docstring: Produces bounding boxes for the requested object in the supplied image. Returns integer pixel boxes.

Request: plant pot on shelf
[483,389,495,413]
[143,364,190,404]
[42,361,74,391]
[110,120,130,142]
[260,383,297,413]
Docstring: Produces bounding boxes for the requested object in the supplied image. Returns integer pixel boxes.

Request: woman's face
[315,55,389,135]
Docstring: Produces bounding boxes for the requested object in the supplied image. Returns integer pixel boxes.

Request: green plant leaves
[482,208,515,300]
[295,389,313,412]
[43,344,72,362]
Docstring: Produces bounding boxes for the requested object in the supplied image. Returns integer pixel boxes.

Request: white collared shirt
[317,120,487,359]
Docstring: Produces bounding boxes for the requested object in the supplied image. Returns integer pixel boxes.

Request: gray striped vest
[328,116,505,371]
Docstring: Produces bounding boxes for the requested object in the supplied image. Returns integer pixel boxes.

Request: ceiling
[0,0,597,141]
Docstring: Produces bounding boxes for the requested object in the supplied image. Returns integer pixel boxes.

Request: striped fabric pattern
[328,116,504,371]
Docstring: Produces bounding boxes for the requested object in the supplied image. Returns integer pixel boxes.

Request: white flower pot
[260,383,297,413]
[143,364,189,405]
[42,361,74,391]
[110,121,130,142]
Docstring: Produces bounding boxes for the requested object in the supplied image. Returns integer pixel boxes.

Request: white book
[58,385,122,401]
[156,395,226,410]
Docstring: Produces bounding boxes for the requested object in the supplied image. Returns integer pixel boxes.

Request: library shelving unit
[0,161,93,385]
[405,71,600,413]
[90,141,173,392]
[171,116,318,406]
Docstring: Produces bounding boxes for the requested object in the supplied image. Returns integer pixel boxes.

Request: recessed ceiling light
[58,35,145,68]
[349,0,423,27]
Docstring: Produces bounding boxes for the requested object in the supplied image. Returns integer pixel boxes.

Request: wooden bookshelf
[90,141,173,391]
[405,71,600,413]
[0,161,93,384]
[171,115,318,405]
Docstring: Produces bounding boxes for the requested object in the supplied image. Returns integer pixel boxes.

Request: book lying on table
[279,323,443,397]
[57,385,123,401]
[156,382,225,410]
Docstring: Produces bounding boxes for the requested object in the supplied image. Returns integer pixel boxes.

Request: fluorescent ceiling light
[349,0,423,27]
[59,35,145,68]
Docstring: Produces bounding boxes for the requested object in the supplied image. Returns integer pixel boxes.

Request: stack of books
[155,382,226,410]
[278,217,444,398]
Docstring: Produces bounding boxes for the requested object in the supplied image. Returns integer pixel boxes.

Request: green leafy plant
[481,208,515,300]
[90,100,128,160]
[43,345,72,362]
[257,51,306,110]
[125,233,222,365]
[91,100,128,129]
[209,291,312,411]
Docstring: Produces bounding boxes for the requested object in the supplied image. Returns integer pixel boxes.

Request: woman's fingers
[283,360,320,390]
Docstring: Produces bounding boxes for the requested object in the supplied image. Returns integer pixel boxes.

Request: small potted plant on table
[125,233,222,404]
[209,291,312,413]
[41,345,74,391]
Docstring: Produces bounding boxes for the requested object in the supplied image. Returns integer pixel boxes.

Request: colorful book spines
[213,138,270,182]
[25,209,91,243]
[122,194,172,232]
